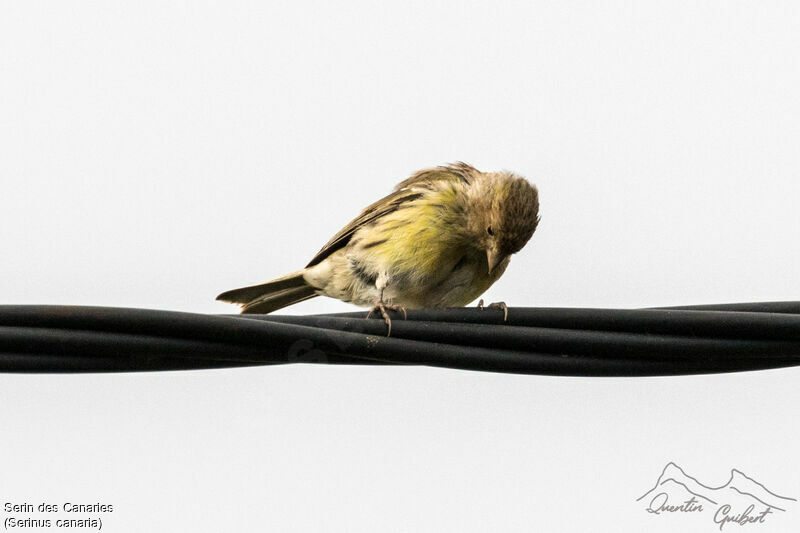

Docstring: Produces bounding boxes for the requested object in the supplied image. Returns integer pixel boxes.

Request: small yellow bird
[217,162,540,331]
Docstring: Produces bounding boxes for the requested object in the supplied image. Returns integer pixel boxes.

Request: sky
[1,1,799,531]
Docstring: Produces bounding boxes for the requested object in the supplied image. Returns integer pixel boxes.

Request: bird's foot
[477,299,508,322]
[366,302,407,336]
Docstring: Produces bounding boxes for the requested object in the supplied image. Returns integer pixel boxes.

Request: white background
[1,1,799,531]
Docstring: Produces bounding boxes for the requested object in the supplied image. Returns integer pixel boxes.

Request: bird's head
[466,173,540,274]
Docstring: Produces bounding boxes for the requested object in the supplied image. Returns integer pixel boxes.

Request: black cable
[253,315,800,359]
[651,301,800,313]
[1,304,799,376]
[0,353,265,373]
[319,307,800,339]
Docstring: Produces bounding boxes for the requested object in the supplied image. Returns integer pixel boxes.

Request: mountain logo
[637,462,796,529]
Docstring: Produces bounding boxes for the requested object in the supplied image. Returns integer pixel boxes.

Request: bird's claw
[366,302,407,336]
[477,299,508,322]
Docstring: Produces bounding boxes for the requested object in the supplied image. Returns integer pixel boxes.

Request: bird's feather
[239,285,318,314]
[216,270,308,304]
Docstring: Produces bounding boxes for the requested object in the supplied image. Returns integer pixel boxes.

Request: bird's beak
[486,249,504,274]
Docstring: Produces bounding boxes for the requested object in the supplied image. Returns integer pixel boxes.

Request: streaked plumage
[217,162,540,315]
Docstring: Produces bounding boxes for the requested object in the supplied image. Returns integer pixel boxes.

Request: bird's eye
[487,226,494,236]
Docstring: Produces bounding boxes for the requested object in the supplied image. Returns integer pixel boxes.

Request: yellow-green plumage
[217,162,539,314]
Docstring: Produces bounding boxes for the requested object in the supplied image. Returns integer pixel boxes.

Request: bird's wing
[305,188,423,267]
[305,162,477,268]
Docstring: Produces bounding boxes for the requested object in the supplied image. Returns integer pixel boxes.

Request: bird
[217,162,540,334]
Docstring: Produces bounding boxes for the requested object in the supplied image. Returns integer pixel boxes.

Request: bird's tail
[216,270,318,314]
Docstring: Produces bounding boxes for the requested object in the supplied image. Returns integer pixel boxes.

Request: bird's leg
[366,288,406,336]
[365,301,393,336]
[489,301,509,322]
[477,299,508,322]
